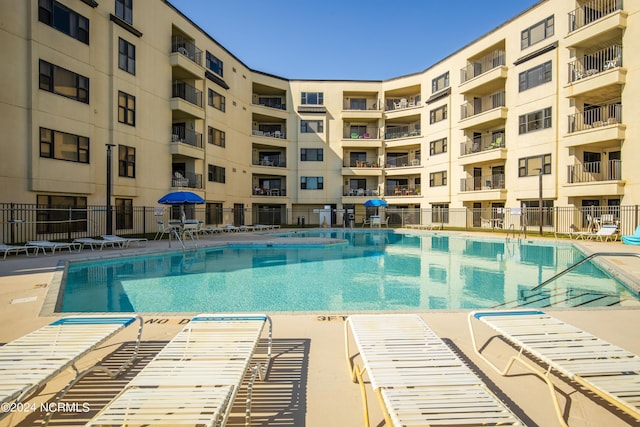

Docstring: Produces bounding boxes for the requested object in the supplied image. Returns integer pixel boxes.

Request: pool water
[60,231,639,312]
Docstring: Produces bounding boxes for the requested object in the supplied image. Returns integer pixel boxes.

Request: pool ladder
[505,223,526,242]
[520,252,640,301]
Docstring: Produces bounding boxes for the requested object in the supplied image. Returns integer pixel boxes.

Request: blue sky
[168,0,541,80]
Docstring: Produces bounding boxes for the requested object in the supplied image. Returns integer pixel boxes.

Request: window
[432,72,449,93]
[39,127,89,163]
[300,120,323,133]
[301,148,323,161]
[118,91,135,126]
[300,176,323,189]
[115,0,132,24]
[118,38,135,74]
[36,195,87,234]
[430,105,447,124]
[301,92,323,105]
[208,89,225,111]
[115,198,133,229]
[430,171,447,187]
[429,137,447,155]
[519,61,552,91]
[208,127,225,147]
[205,51,223,77]
[38,0,89,44]
[518,153,552,177]
[519,107,552,134]
[521,16,554,49]
[39,60,89,103]
[118,145,135,178]
[208,165,225,183]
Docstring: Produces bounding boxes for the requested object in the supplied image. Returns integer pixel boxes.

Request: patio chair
[72,237,120,251]
[101,234,148,248]
[622,225,640,245]
[87,313,272,427]
[0,315,143,422]
[345,314,524,427]
[592,224,618,241]
[0,243,38,260]
[26,240,81,255]
[154,220,168,240]
[468,309,640,426]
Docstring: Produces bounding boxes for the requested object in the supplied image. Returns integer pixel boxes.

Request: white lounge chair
[468,309,640,426]
[345,314,523,427]
[0,316,143,423]
[87,313,272,427]
[26,240,81,255]
[73,237,120,251]
[592,224,618,241]
[101,234,148,247]
[0,243,38,260]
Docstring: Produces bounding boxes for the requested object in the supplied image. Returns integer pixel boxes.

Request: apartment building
[0,0,637,229]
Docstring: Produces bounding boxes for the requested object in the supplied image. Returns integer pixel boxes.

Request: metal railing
[343,98,380,111]
[171,172,203,189]
[568,44,622,82]
[343,127,379,139]
[460,50,506,83]
[384,95,421,111]
[460,133,505,155]
[252,129,286,139]
[171,127,203,149]
[384,125,421,140]
[171,35,203,66]
[567,102,622,132]
[385,154,420,168]
[385,186,421,197]
[568,0,623,33]
[2,204,640,243]
[172,80,202,107]
[460,174,505,192]
[568,160,622,183]
[460,91,505,119]
[343,157,381,168]
[253,96,286,110]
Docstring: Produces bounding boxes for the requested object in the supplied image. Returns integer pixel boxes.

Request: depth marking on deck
[316,315,348,322]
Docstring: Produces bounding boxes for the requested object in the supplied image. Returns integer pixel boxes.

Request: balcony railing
[172,80,202,107]
[460,91,505,119]
[460,50,506,83]
[385,186,421,197]
[171,35,203,66]
[460,174,505,192]
[344,188,380,197]
[568,0,623,33]
[384,95,421,111]
[568,160,621,183]
[344,127,379,139]
[568,44,622,82]
[460,133,505,155]
[384,125,421,140]
[253,187,286,196]
[253,96,286,110]
[343,98,380,111]
[344,157,380,168]
[253,156,286,167]
[252,129,285,139]
[171,172,203,189]
[171,127,203,149]
[568,102,621,133]
[385,155,420,168]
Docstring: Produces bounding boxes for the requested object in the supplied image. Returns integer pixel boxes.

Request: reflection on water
[61,231,638,312]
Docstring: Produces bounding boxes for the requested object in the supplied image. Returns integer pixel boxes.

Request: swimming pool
[59,230,639,312]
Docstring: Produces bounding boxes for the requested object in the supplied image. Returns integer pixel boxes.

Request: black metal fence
[1,203,639,244]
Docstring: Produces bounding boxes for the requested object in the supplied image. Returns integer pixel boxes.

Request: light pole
[106,143,116,235]
[536,168,543,236]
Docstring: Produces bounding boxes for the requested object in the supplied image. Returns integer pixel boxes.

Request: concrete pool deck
[1,229,639,426]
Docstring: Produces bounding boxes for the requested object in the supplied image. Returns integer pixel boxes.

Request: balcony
[171,127,203,148]
[459,50,507,93]
[385,154,420,169]
[253,186,286,197]
[253,154,286,168]
[460,133,505,156]
[568,0,624,33]
[385,185,421,197]
[343,187,380,197]
[384,95,421,112]
[384,124,421,141]
[253,95,286,111]
[568,102,621,133]
[171,35,203,66]
[343,156,381,168]
[171,80,204,119]
[252,129,285,139]
[568,45,622,83]
[568,160,621,184]
[460,174,505,192]
[171,171,203,189]
[460,91,505,119]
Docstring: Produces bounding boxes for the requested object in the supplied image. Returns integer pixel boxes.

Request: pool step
[496,287,622,309]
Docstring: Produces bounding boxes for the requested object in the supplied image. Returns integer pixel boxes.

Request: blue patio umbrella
[158,191,205,205]
[363,198,388,207]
